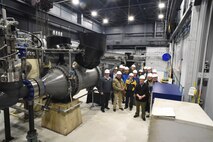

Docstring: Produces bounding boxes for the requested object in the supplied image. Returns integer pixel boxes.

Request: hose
[19,30,43,49]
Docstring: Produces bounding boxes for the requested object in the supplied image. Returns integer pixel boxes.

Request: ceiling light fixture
[72,0,79,5]
[128,15,134,21]
[91,11,98,17]
[103,18,109,24]
[159,3,165,9]
[158,14,164,19]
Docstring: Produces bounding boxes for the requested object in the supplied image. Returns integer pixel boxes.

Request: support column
[26,100,39,142]
[3,108,14,142]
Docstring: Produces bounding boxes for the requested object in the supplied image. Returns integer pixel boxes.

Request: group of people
[99,64,159,121]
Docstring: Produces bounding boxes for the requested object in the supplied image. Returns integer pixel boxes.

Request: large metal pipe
[40,65,101,102]
[0,81,29,109]
[41,66,69,101]
[75,67,100,92]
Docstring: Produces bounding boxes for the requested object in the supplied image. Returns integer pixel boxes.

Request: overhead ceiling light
[128,15,135,21]
[159,3,165,9]
[91,11,98,17]
[158,14,164,19]
[103,18,109,24]
[72,0,79,5]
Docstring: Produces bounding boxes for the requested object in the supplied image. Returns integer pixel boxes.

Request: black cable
[18,30,43,78]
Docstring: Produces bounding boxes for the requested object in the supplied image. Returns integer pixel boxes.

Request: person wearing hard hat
[152,69,157,74]
[134,75,149,121]
[99,69,113,112]
[138,69,144,76]
[146,73,154,92]
[110,66,118,79]
[145,73,153,117]
[147,67,152,73]
[119,65,125,73]
[152,74,159,84]
[143,66,148,72]
[130,64,136,73]
[143,66,148,78]
[110,66,118,104]
[133,70,139,84]
[124,73,137,110]
[112,71,125,112]
[121,66,129,104]
[122,67,129,83]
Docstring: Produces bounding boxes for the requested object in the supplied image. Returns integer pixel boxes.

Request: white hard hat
[147,73,153,77]
[124,67,129,70]
[147,67,152,70]
[104,69,110,74]
[139,69,143,72]
[133,70,138,74]
[131,64,136,68]
[139,75,146,80]
[152,69,157,73]
[114,67,118,70]
[152,74,158,78]
[119,65,124,69]
[129,73,134,77]
[144,66,147,69]
[117,71,122,75]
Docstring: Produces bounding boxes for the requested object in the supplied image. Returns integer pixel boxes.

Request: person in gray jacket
[99,69,113,112]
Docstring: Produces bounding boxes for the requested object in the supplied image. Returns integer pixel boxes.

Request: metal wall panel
[105,23,166,46]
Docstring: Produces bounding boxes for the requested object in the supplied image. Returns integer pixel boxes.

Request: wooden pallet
[41,99,82,136]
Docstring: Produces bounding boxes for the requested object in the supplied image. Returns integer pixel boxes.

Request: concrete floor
[0,90,149,142]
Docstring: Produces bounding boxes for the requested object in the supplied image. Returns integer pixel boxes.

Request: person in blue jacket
[122,67,129,83]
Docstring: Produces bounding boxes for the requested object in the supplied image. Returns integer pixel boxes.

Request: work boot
[101,109,105,113]
[119,108,124,111]
[142,117,146,121]
[134,114,139,118]
[124,106,128,109]
[130,107,133,111]
[113,109,116,112]
[105,107,110,110]
[146,114,150,118]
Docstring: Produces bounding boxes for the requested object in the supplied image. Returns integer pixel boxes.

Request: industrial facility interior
[0,0,213,142]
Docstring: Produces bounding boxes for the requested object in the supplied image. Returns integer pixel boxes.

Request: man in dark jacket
[99,69,113,112]
[125,73,136,110]
[110,66,118,104]
[145,73,153,117]
[134,75,149,121]
[133,70,139,84]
